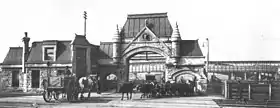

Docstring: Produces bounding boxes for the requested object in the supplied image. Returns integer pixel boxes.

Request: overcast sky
[1,0,280,62]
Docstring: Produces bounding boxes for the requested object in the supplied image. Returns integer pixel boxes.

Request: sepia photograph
[0,0,280,107]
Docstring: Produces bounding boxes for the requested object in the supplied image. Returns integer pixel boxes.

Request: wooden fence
[224,80,280,100]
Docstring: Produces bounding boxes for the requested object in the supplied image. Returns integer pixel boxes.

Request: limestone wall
[25,67,71,93]
[0,68,22,92]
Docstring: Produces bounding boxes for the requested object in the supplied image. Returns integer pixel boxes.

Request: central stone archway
[107,13,207,93]
[120,46,170,82]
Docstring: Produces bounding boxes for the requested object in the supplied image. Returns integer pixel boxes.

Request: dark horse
[119,81,135,100]
[77,75,98,100]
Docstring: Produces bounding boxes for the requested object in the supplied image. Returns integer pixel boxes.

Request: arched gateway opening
[127,51,165,82]
[121,46,169,83]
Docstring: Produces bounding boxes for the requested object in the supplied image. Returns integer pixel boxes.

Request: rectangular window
[12,71,19,87]
[44,47,55,61]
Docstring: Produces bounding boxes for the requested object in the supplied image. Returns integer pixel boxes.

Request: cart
[42,75,79,102]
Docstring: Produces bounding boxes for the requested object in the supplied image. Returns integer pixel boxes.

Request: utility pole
[84,11,87,36]
[206,38,209,75]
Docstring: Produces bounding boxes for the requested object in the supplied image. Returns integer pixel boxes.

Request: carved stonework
[122,42,171,57]
[122,26,171,57]
[138,33,156,41]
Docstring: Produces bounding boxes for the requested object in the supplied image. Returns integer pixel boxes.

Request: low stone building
[0,47,23,92]
[0,33,99,92]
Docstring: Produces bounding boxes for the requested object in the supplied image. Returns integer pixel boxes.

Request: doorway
[31,70,40,88]
[76,47,87,79]
[12,70,19,87]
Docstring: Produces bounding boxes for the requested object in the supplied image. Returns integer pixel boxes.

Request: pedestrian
[96,75,101,94]
[65,66,71,76]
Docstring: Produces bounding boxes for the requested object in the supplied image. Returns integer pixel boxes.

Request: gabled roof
[71,35,91,46]
[1,47,22,65]
[26,40,72,64]
[180,40,203,56]
[121,12,173,38]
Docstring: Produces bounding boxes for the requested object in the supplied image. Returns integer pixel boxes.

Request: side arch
[170,69,201,81]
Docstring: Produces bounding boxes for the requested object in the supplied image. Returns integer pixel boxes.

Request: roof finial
[171,21,181,39]
[145,19,148,27]
[115,24,120,36]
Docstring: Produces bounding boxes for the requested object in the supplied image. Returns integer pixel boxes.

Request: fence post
[248,83,251,100]
[224,80,228,98]
[269,83,272,100]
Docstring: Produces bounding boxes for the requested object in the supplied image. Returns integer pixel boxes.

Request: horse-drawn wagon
[41,63,99,103]
[42,75,79,102]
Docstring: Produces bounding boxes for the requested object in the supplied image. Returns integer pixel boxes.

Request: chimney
[22,32,30,92]
[22,32,30,62]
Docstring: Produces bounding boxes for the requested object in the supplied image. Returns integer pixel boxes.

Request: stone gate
[104,13,207,93]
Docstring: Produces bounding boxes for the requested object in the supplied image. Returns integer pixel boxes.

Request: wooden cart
[42,76,79,102]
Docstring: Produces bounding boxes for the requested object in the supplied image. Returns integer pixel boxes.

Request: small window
[142,33,151,41]
[44,47,55,61]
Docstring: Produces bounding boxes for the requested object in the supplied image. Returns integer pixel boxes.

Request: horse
[119,81,135,100]
[78,75,98,100]
[136,82,155,99]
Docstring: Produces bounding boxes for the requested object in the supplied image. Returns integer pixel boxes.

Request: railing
[224,80,280,100]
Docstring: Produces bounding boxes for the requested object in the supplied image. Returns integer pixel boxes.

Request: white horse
[78,75,97,100]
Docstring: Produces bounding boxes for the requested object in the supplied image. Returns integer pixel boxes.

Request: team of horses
[74,75,196,101]
[119,80,196,100]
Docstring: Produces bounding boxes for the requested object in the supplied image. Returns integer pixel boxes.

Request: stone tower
[112,25,121,64]
[171,22,181,65]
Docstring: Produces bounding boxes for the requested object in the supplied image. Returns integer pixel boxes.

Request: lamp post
[203,38,210,78]
[206,38,210,76]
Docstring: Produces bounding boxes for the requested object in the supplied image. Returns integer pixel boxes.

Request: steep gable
[2,47,23,65]
[71,35,91,46]
[121,12,173,38]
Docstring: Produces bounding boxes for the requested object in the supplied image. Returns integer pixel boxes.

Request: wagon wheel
[53,92,60,100]
[43,90,52,102]
[67,80,78,102]
[42,80,52,102]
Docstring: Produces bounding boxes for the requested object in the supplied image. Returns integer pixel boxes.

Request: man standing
[96,75,101,94]
[65,66,71,77]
